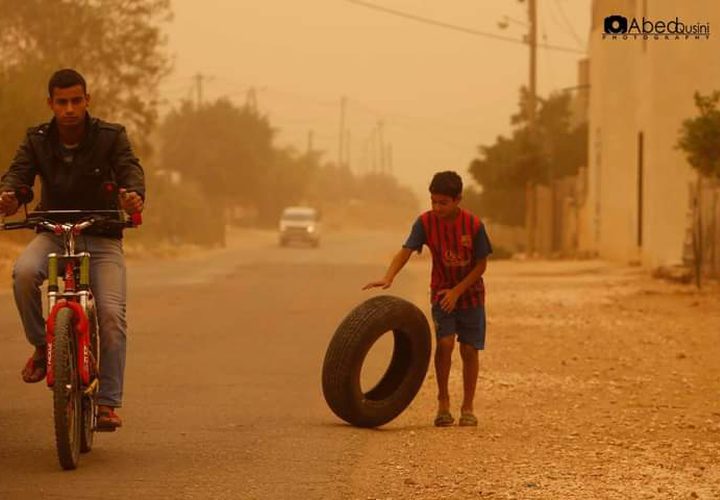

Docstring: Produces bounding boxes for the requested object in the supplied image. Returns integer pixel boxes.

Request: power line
[343,0,585,54]
[552,0,586,49]
[157,73,502,154]
[540,3,557,90]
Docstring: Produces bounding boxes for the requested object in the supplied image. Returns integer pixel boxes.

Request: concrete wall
[587,0,641,263]
[586,0,720,267]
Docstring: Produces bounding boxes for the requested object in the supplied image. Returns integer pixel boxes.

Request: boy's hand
[437,288,460,312]
[118,188,144,215]
[0,191,19,216]
[362,278,393,290]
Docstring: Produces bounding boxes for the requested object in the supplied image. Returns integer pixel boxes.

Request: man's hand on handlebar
[0,191,19,216]
[118,188,143,215]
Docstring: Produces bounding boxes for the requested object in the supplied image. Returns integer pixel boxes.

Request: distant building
[581,0,720,267]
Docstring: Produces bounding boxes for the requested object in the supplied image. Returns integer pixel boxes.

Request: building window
[637,131,644,247]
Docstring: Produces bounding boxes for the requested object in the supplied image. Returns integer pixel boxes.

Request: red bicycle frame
[46,300,91,387]
[2,207,140,391]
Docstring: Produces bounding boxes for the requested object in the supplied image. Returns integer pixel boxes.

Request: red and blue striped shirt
[403,208,492,309]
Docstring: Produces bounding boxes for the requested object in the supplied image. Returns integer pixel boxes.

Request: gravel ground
[349,260,720,500]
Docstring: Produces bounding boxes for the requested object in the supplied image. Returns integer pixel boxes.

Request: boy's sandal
[458,412,478,427]
[21,351,47,383]
[434,411,455,427]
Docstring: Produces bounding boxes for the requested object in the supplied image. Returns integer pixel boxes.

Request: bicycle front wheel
[80,305,99,453]
[52,307,82,470]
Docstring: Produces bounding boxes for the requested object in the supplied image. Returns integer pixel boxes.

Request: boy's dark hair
[48,69,87,98]
[429,171,463,198]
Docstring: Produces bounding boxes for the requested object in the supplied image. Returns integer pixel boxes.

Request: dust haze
[163,0,590,198]
[1,1,720,499]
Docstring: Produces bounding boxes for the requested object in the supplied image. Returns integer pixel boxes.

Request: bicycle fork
[45,253,94,389]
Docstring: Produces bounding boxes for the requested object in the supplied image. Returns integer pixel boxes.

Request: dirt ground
[352,260,720,500]
[0,228,719,499]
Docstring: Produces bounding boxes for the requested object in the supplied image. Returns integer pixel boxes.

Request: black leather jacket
[0,114,145,238]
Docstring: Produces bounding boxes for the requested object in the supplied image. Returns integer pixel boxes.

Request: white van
[278,206,321,247]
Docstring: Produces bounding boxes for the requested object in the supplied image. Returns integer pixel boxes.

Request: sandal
[21,347,47,383]
[434,410,455,427]
[458,411,478,427]
[97,405,122,431]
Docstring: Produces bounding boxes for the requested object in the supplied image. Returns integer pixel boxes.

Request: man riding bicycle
[0,68,145,430]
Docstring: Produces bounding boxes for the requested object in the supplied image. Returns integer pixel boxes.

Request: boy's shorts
[431,304,486,350]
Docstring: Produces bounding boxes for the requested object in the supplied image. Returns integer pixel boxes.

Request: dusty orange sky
[161,0,591,198]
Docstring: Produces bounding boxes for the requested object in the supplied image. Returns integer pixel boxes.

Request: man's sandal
[21,349,47,383]
[458,412,478,427]
[434,411,455,427]
[97,406,122,431]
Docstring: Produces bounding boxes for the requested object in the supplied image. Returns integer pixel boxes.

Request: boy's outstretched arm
[362,247,414,290]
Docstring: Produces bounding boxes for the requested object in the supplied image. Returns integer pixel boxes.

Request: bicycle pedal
[94,426,117,433]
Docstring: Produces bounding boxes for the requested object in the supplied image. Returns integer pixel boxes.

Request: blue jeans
[13,232,127,407]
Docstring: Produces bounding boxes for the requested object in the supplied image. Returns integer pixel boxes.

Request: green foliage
[304,164,356,205]
[335,171,419,230]
[468,88,588,226]
[126,172,224,248]
[0,63,50,166]
[463,185,526,227]
[0,0,419,247]
[677,91,720,287]
[677,91,720,178]
[157,98,419,237]
[255,147,321,227]
[159,99,275,204]
[355,171,417,208]
[0,0,171,162]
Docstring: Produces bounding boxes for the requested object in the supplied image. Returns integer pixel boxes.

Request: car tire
[321,295,431,428]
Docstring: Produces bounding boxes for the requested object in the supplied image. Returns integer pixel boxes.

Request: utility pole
[498,2,539,254]
[386,143,393,173]
[370,126,378,172]
[363,137,369,174]
[307,129,314,155]
[246,87,258,113]
[528,0,537,128]
[526,0,538,256]
[194,72,204,108]
[377,120,385,173]
[338,96,347,168]
[345,130,352,171]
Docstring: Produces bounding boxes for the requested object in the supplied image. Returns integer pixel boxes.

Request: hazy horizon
[161,0,591,199]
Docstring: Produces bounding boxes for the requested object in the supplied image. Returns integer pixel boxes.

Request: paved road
[2,228,719,499]
[0,228,423,499]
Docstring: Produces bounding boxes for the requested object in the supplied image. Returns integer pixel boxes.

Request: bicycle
[1,184,141,470]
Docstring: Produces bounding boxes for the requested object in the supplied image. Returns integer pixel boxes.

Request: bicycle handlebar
[0,210,142,231]
[1,220,34,230]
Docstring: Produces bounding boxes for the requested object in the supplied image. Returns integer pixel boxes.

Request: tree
[677,91,720,287]
[677,91,720,178]
[159,98,275,205]
[158,96,421,239]
[0,0,172,162]
[468,89,587,226]
[255,147,322,227]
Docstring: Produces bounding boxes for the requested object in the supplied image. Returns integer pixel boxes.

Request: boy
[363,171,492,427]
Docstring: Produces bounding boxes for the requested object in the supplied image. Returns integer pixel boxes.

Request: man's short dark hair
[429,171,463,198]
[48,69,87,98]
